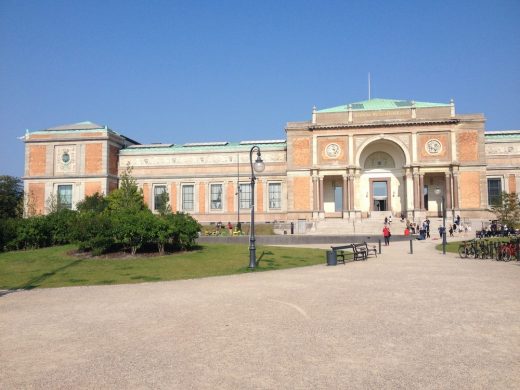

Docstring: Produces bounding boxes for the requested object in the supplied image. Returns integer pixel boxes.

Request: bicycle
[458,240,476,259]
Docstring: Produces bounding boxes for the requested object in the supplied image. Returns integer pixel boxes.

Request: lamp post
[434,187,447,255]
[248,146,265,269]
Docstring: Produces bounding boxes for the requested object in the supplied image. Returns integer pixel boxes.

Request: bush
[111,209,155,255]
[72,211,115,255]
[13,216,52,249]
[46,209,78,246]
[167,212,201,250]
[0,218,19,251]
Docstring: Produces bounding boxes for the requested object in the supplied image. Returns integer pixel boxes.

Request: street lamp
[434,187,447,255]
[248,146,265,269]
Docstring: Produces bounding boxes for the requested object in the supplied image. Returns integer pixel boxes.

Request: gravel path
[1,239,519,389]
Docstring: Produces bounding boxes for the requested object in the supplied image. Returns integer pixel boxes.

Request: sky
[1,0,519,177]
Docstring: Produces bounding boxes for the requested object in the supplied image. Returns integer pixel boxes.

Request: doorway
[371,180,389,212]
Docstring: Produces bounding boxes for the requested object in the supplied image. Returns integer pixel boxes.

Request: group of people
[384,214,469,244]
[477,221,516,238]
[216,221,242,235]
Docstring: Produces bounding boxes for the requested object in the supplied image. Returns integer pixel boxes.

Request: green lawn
[0,244,326,290]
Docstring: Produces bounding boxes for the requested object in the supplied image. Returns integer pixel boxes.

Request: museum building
[23,98,520,224]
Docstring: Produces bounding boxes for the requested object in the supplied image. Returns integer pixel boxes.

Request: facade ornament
[425,139,442,155]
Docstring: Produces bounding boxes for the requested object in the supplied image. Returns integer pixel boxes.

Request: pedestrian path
[1,239,519,389]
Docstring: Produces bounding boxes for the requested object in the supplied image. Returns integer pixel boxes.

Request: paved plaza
[1,239,520,389]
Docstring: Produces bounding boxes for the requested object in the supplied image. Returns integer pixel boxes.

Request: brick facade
[22,101,520,221]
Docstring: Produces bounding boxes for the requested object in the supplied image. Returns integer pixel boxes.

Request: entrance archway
[358,139,408,216]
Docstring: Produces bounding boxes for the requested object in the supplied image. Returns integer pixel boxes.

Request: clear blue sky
[1,0,519,177]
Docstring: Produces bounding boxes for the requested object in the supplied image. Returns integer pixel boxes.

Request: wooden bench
[330,244,366,263]
[361,241,377,258]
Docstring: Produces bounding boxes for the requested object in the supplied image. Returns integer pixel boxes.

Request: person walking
[383,225,391,246]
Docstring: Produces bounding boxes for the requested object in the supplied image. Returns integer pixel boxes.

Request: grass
[0,243,325,290]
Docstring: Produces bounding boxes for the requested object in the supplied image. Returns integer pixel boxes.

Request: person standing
[383,225,391,246]
[388,215,392,225]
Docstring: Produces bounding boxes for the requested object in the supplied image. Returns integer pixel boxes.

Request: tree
[0,175,23,219]
[107,165,145,212]
[112,209,154,255]
[156,191,171,216]
[76,192,109,213]
[491,192,520,228]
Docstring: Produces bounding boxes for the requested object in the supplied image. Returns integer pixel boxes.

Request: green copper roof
[119,140,287,155]
[317,98,450,113]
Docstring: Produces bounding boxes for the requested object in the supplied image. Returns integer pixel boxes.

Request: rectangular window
[210,184,223,210]
[487,178,502,206]
[268,183,281,209]
[57,185,73,210]
[239,183,251,209]
[182,185,194,211]
[154,185,167,211]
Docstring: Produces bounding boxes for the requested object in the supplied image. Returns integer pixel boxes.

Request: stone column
[312,175,318,212]
[419,174,425,210]
[452,173,459,209]
[343,175,349,212]
[445,172,452,210]
[413,173,420,210]
[349,174,355,211]
[402,174,407,213]
[319,177,324,213]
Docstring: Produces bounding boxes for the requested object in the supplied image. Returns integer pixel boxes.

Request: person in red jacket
[383,225,391,246]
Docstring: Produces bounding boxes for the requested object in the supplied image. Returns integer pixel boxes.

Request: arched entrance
[358,139,408,216]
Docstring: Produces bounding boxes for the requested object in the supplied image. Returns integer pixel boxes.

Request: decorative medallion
[325,143,340,158]
[425,139,442,155]
[61,152,70,164]
[55,145,76,173]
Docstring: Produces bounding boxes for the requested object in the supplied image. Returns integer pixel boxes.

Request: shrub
[0,218,19,251]
[111,209,155,255]
[46,209,78,245]
[14,216,52,249]
[167,212,201,250]
[72,211,115,255]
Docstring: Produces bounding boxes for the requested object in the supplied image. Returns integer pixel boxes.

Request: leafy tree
[72,211,115,255]
[14,216,52,249]
[156,191,171,216]
[167,212,201,250]
[112,209,155,255]
[0,175,23,219]
[76,192,109,213]
[491,191,520,229]
[150,216,174,255]
[0,218,19,251]
[107,165,145,212]
[46,209,78,245]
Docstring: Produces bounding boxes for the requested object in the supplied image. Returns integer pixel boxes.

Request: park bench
[360,241,377,258]
[330,244,366,264]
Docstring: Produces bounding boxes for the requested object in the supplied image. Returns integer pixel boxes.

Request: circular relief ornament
[425,139,442,155]
[61,151,71,164]
[325,143,340,158]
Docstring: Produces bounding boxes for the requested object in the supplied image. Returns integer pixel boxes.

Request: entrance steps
[308,217,447,236]
[308,217,399,235]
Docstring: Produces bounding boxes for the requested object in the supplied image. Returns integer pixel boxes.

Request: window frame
[210,183,223,211]
[153,184,167,212]
[487,177,503,206]
[181,184,195,211]
[239,183,251,209]
[268,182,282,210]
[57,184,73,210]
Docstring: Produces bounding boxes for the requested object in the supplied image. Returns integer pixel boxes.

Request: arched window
[364,152,395,169]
